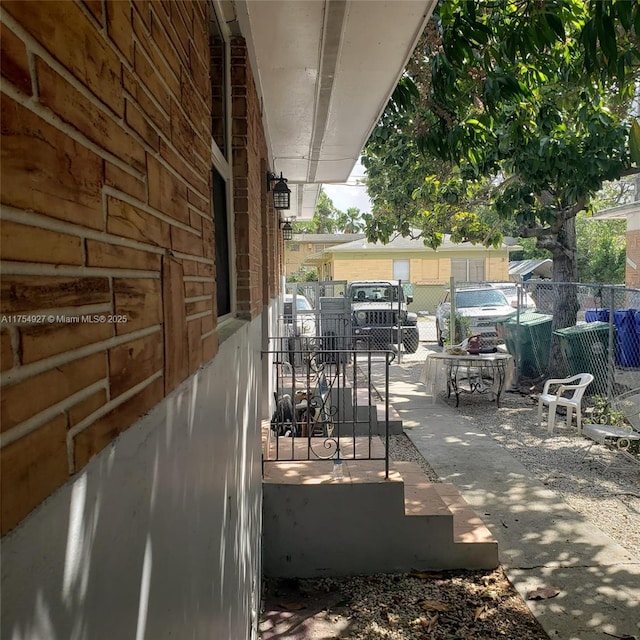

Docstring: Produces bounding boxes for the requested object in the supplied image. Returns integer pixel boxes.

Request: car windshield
[455,290,508,307]
[351,286,400,302]
[296,297,312,311]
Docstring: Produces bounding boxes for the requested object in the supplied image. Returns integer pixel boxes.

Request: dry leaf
[474,604,489,621]
[277,601,306,611]
[420,599,451,612]
[412,616,430,628]
[527,586,560,600]
[414,613,439,631]
[481,588,500,601]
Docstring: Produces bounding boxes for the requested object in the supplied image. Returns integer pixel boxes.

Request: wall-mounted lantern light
[280,219,293,241]
[266,171,291,210]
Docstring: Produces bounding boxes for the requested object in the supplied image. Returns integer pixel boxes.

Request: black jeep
[347,280,419,353]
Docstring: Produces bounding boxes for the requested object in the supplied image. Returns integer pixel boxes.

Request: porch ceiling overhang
[235,0,435,219]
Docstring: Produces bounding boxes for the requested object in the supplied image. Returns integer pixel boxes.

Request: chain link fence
[514,282,640,398]
[409,281,640,401]
[282,280,640,401]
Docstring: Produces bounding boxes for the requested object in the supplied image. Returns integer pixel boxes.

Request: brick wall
[627,229,640,287]
[0,2,273,534]
[232,39,271,319]
[331,252,510,284]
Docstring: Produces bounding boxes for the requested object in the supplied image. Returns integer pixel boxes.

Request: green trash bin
[553,322,611,395]
[498,312,553,379]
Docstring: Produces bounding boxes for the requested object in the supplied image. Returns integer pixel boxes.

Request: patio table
[420,351,514,407]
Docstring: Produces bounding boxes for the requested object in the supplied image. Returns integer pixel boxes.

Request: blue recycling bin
[585,308,610,322]
[614,309,640,367]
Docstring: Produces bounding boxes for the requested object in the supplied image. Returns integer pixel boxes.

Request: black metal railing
[264,336,393,478]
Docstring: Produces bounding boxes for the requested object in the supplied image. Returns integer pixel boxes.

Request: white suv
[283,293,316,336]
[488,282,536,311]
[435,286,516,349]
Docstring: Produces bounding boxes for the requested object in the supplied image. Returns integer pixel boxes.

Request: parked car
[435,286,516,349]
[488,282,536,311]
[347,280,420,352]
[283,293,316,336]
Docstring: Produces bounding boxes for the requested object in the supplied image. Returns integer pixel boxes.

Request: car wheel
[403,330,420,353]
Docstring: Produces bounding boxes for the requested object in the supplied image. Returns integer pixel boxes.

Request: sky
[322,159,373,215]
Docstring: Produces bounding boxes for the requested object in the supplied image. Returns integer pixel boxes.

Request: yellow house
[285,233,365,277]
[310,234,517,283]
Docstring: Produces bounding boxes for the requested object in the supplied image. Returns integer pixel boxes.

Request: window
[455,289,508,308]
[209,4,233,319]
[451,259,485,282]
[290,244,300,252]
[393,260,410,283]
[213,168,231,316]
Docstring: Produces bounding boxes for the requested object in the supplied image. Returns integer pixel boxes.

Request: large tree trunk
[547,216,580,377]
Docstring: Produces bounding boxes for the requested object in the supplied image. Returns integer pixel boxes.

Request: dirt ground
[259,568,549,640]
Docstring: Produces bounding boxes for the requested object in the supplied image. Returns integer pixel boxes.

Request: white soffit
[237,0,435,217]
[288,183,322,220]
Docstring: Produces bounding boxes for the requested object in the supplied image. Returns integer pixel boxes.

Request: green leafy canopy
[364,0,639,258]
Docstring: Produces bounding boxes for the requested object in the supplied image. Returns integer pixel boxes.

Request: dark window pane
[213,168,231,316]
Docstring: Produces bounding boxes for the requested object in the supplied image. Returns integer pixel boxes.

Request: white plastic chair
[538,373,594,434]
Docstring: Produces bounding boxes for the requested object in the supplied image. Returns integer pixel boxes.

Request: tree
[336,207,363,233]
[576,212,626,283]
[590,177,637,211]
[364,0,640,373]
[292,187,341,234]
[363,105,504,249]
[288,267,318,282]
[576,176,634,283]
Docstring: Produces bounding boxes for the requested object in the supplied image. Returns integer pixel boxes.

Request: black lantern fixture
[280,219,293,241]
[267,171,291,210]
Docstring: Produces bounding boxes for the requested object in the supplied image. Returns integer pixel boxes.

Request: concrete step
[432,483,497,545]
[354,387,403,434]
[393,461,497,546]
[263,451,498,577]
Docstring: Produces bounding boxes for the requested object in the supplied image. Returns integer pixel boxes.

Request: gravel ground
[389,433,440,481]
[261,568,549,640]
[397,360,640,560]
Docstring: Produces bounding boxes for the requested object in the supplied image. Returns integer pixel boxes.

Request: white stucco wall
[1,318,265,640]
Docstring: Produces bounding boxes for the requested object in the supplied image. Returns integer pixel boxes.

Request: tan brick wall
[627,229,640,287]
[333,257,393,281]
[231,39,272,318]
[331,251,510,284]
[486,256,510,281]
[0,2,271,534]
[285,241,317,276]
